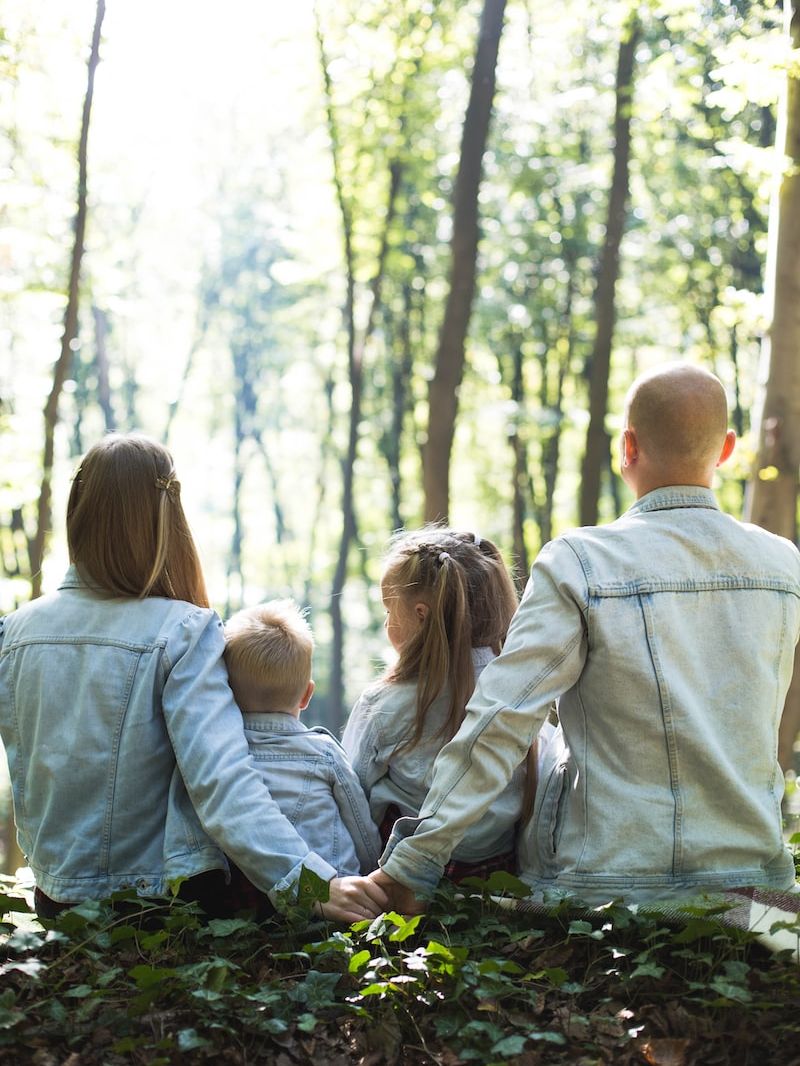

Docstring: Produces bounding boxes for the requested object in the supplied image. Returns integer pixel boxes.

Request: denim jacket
[242,713,380,876]
[382,488,800,902]
[0,567,337,904]
[342,648,525,862]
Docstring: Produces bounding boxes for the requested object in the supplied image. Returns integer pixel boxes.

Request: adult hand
[368,867,427,916]
[315,875,389,923]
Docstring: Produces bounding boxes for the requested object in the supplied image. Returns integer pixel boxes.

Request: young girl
[0,434,385,923]
[342,527,534,881]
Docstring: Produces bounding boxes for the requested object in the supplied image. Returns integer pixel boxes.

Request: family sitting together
[1,362,799,924]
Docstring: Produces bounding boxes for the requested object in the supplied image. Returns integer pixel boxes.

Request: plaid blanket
[506,884,800,961]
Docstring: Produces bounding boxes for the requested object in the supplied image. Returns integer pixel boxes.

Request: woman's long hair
[67,434,209,608]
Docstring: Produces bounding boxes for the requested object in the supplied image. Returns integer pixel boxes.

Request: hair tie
[438,551,450,564]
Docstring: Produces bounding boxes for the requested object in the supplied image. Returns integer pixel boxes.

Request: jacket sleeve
[381,538,589,895]
[161,608,337,904]
[341,690,391,797]
[327,741,382,873]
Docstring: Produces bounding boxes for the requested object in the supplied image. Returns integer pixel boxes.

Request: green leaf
[630,960,666,979]
[297,867,330,906]
[388,913,422,942]
[64,984,95,998]
[5,928,44,952]
[491,1034,527,1056]
[204,917,255,938]
[530,966,568,988]
[348,949,372,974]
[290,970,340,1009]
[672,918,723,943]
[128,964,178,989]
[0,892,32,916]
[0,959,45,979]
[177,1028,212,1051]
[297,1012,318,1032]
[567,919,594,936]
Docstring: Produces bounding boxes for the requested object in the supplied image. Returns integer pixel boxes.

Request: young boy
[224,600,380,885]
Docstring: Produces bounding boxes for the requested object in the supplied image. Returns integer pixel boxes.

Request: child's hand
[367,868,426,916]
[317,876,389,922]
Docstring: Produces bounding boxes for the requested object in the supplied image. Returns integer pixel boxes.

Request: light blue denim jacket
[0,567,337,904]
[242,712,380,876]
[342,648,525,862]
[382,488,800,902]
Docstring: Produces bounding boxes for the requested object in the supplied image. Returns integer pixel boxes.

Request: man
[372,363,800,908]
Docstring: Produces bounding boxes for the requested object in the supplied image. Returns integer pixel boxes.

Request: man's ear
[414,602,429,625]
[299,680,315,711]
[716,429,736,467]
[620,427,638,469]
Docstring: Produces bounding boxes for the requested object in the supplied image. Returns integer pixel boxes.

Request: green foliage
[1,874,799,1065]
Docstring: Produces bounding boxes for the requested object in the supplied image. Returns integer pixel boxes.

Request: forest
[1,0,800,1060]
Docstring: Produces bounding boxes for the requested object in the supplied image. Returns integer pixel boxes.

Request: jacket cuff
[268,853,338,908]
[379,836,444,897]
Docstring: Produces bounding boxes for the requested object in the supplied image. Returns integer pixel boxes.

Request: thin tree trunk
[29,0,105,599]
[578,13,641,528]
[92,305,116,431]
[422,0,507,523]
[225,405,246,619]
[498,338,530,591]
[317,7,406,726]
[745,0,800,770]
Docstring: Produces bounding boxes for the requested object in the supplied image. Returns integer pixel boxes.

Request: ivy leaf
[297,867,330,906]
[177,1028,212,1051]
[0,892,32,916]
[290,970,340,1009]
[128,965,178,989]
[348,949,372,974]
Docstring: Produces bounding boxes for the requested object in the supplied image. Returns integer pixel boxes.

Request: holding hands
[317,875,390,923]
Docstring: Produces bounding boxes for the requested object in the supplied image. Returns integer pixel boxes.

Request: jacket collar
[58,564,105,592]
[627,485,720,517]
[242,711,305,733]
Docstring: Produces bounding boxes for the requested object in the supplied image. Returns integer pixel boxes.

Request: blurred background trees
[1,0,798,868]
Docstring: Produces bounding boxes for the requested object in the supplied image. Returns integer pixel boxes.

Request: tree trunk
[578,14,641,528]
[501,339,530,592]
[29,0,105,599]
[745,0,800,771]
[92,305,116,431]
[316,10,404,727]
[422,0,507,523]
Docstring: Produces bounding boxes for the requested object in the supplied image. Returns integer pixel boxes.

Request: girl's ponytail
[384,527,517,754]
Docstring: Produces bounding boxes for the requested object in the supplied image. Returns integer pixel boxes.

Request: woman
[0,434,386,922]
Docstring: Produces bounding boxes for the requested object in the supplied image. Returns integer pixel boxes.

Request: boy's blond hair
[224,600,314,712]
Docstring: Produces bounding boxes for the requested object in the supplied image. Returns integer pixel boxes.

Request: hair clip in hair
[155,475,179,497]
[438,551,450,564]
[70,465,83,482]
[472,532,482,548]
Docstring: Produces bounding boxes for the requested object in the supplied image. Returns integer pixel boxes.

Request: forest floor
[1,869,799,1066]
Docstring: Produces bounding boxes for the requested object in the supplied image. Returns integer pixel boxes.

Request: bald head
[623,363,731,486]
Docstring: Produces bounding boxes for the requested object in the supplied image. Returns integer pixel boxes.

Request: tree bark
[578,14,641,528]
[745,0,800,771]
[422,0,507,523]
[29,0,105,598]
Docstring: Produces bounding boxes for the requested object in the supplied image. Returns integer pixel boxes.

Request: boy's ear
[414,602,429,625]
[299,680,315,711]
